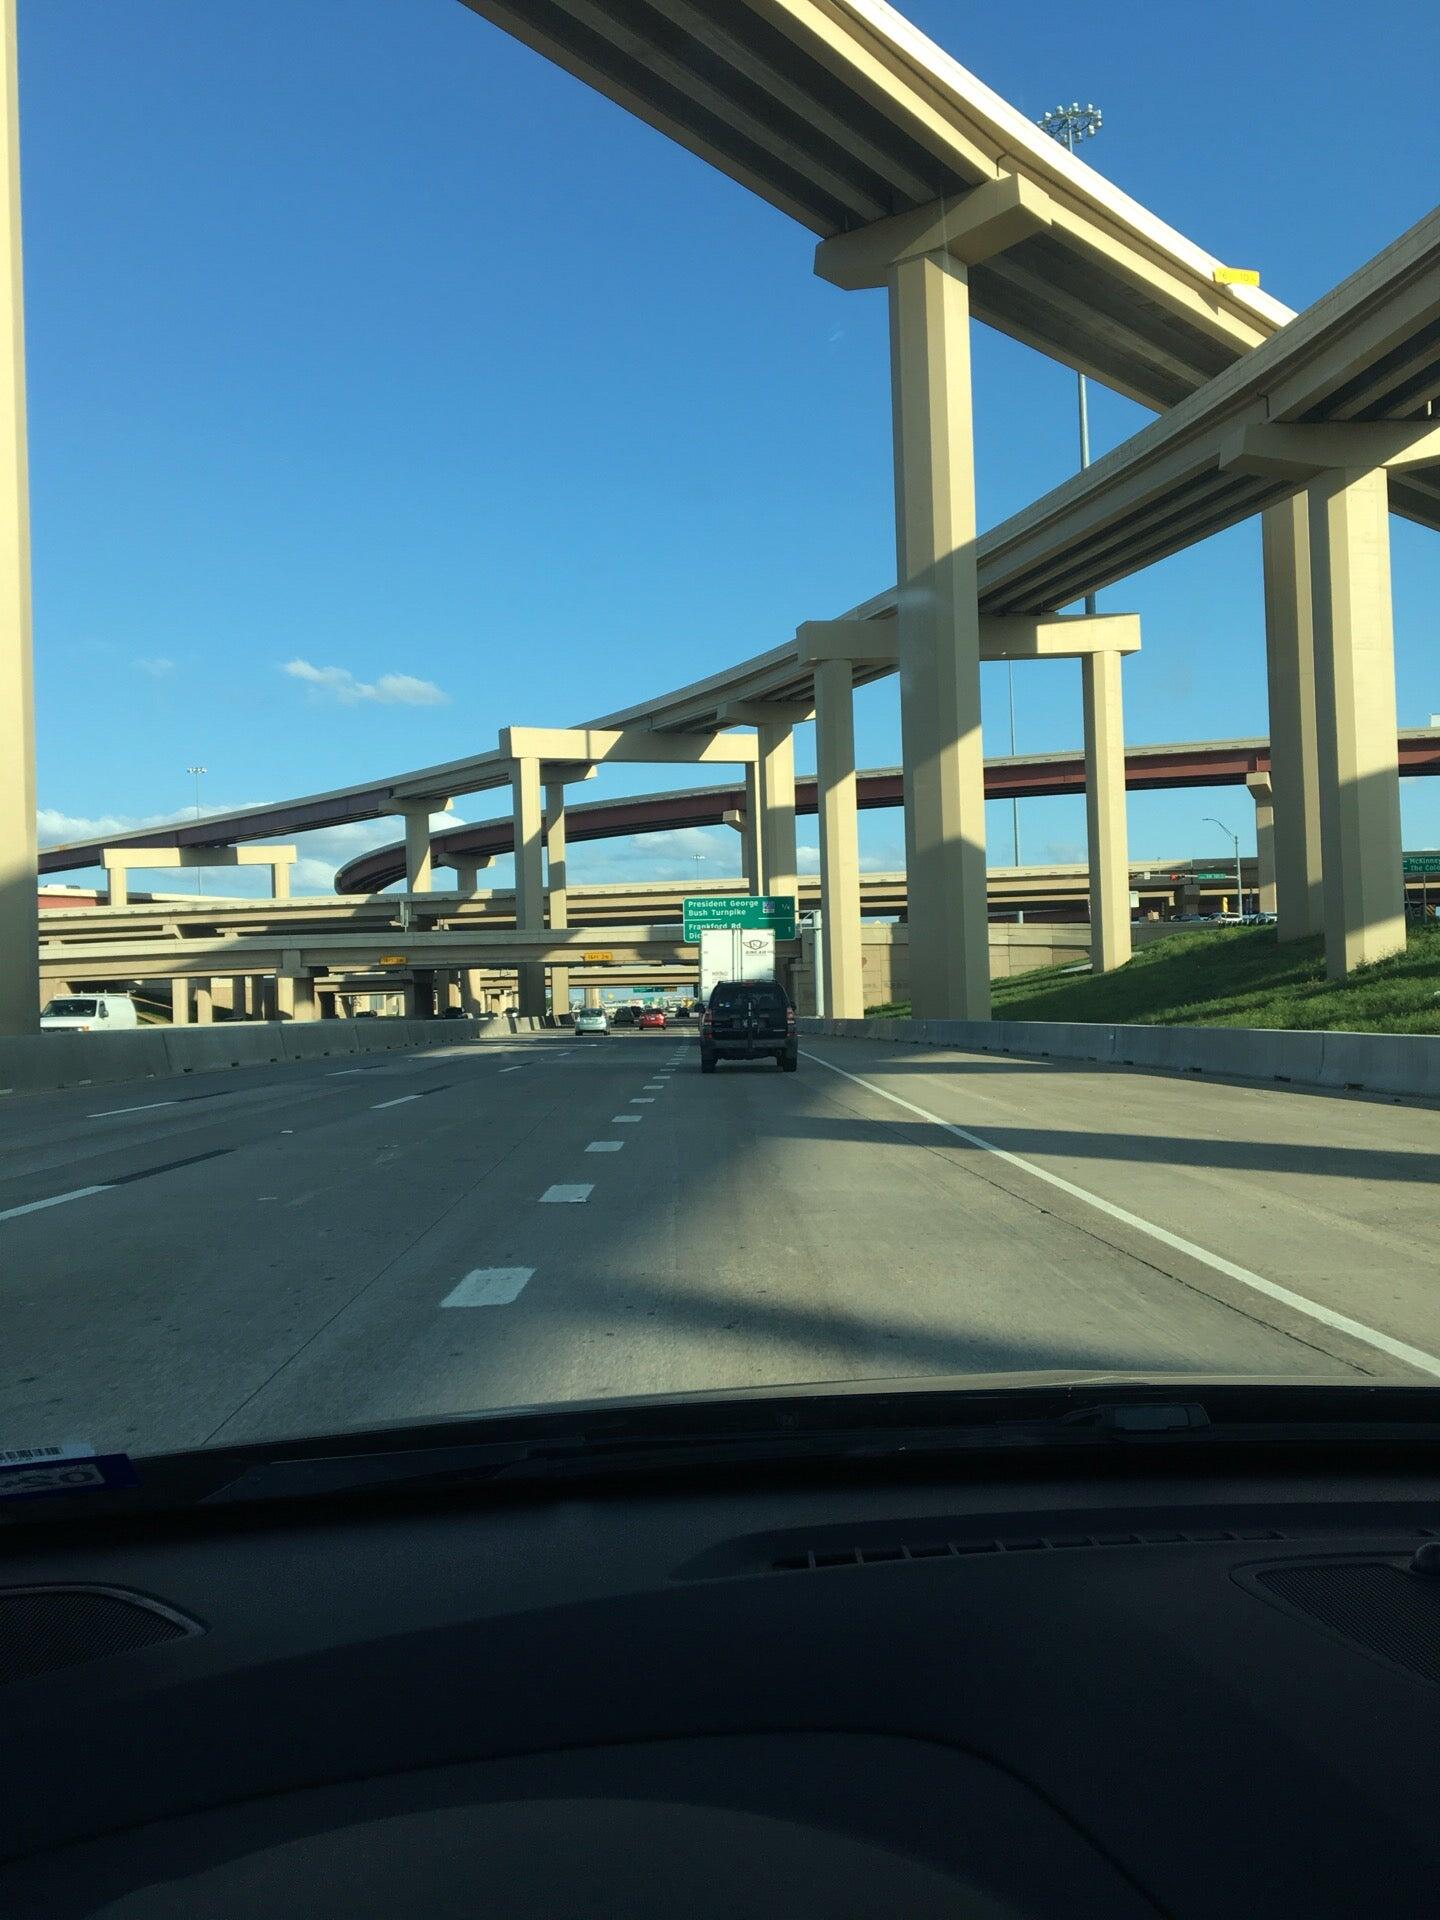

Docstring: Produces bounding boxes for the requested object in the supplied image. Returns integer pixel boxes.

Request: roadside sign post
[1403,853,1440,919]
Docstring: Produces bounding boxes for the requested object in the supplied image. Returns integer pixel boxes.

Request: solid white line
[541,1183,593,1203]
[498,1067,523,1074]
[371,1094,421,1110]
[586,1140,623,1152]
[442,1267,534,1308]
[0,1184,113,1223]
[801,1048,1440,1382]
[88,1100,176,1118]
[328,1069,374,1077]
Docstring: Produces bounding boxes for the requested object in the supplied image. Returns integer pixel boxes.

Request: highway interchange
[2,1029,1438,1460]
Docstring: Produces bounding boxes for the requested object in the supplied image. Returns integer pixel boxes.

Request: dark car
[700,979,796,1073]
[611,1005,638,1028]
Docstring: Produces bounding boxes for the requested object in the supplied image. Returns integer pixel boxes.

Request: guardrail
[797,1017,1440,1102]
[0,1017,496,1098]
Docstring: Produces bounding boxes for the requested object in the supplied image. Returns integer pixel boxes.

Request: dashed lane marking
[442,1267,534,1307]
[540,1183,593,1203]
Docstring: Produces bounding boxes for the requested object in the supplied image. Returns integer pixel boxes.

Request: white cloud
[281,658,449,707]
[38,803,196,847]
[796,843,820,873]
[131,656,175,677]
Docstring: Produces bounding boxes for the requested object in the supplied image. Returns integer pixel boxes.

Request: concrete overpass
[3,0,1436,1033]
[330,732,1440,894]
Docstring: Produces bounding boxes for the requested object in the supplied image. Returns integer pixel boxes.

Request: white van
[40,993,140,1032]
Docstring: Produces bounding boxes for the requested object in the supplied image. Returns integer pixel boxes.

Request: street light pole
[1204,816,1244,918]
[187,765,206,897]
[1038,103,1103,616]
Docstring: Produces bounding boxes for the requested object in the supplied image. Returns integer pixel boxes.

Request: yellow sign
[377,953,407,966]
[582,951,614,963]
[1212,266,1260,287]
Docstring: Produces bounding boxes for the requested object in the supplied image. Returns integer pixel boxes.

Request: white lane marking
[630,1097,655,1104]
[612,1115,642,1123]
[328,1069,375,1076]
[802,1049,1440,1381]
[499,1067,523,1074]
[643,1082,666,1090]
[586,1139,623,1153]
[0,1185,112,1223]
[371,1094,421,1110]
[541,1183,593,1203]
[442,1267,534,1308]
[87,1100,176,1118]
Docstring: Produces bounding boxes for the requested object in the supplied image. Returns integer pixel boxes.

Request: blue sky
[23,0,1440,898]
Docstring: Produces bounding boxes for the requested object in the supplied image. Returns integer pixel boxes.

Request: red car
[637,1009,667,1030]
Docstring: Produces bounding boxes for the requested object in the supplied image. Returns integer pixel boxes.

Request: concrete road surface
[0,1028,1437,1458]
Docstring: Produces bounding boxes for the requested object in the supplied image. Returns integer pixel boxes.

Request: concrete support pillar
[193,980,213,1024]
[1247,775,1277,914]
[402,805,433,893]
[231,976,250,1020]
[255,975,278,1022]
[289,974,318,1022]
[104,859,128,908]
[511,756,546,1017]
[757,724,797,906]
[0,0,36,1039]
[545,781,570,1019]
[741,766,764,894]
[584,985,601,1009]
[1307,467,1405,977]
[813,658,864,1019]
[453,858,481,892]
[272,858,290,902]
[274,974,295,1020]
[433,970,451,1014]
[1081,650,1132,973]
[888,248,989,1019]
[171,977,191,1025]
[1261,497,1324,941]
[462,968,485,1013]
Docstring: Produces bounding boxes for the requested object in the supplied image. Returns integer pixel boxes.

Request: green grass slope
[870,922,1440,1033]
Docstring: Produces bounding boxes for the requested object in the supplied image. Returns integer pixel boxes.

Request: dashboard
[2,1460,1439,1916]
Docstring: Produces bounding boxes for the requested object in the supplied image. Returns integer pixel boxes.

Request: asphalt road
[1,1028,1437,1458]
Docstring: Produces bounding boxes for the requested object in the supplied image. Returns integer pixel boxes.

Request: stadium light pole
[187,765,206,897]
[1038,101,1104,613]
[1029,101,1103,900]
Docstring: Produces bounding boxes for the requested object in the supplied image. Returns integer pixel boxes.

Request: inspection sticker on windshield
[0,1443,138,1499]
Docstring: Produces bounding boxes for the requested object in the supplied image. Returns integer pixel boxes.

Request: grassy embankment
[868,922,1440,1034]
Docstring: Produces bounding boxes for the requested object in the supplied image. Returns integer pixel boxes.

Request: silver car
[574,1008,609,1036]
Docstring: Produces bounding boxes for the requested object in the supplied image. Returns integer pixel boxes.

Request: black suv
[700,980,797,1073]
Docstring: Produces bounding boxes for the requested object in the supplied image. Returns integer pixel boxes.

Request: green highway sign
[682,894,796,941]
[1403,854,1440,876]
[1193,871,1231,881]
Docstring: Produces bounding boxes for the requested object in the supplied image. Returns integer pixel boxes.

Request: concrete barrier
[0,1015,484,1098]
[0,1030,170,1094]
[796,1015,1439,1102]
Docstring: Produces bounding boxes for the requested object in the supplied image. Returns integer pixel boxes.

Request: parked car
[439,1006,469,1019]
[40,993,139,1032]
[700,980,796,1073]
[637,1008,667,1030]
[574,1008,609,1036]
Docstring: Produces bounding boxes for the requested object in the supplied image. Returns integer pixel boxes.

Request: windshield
[4,2,1439,1478]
